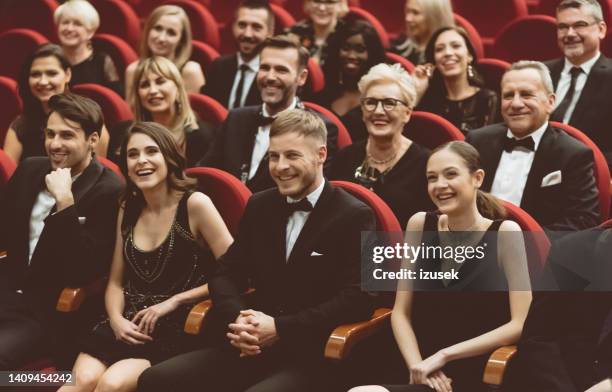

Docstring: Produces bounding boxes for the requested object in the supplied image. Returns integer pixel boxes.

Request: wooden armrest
[184,299,213,335]
[324,307,392,360]
[0,250,6,260]
[482,345,517,386]
[56,278,106,313]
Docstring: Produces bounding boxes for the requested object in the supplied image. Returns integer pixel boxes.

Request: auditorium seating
[452,0,528,54]
[491,15,561,63]
[0,0,58,41]
[0,29,48,80]
[385,52,415,73]
[72,84,134,130]
[270,3,297,33]
[550,121,611,222]
[404,111,465,149]
[306,57,325,93]
[347,6,390,48]
[303,101,353,149]
[357,0,405,38]
[188,93,229,125]
[90,0,141,50]
[477,57,511,95]
[0,148,16,187]
[92,34,139,82]
[191,40,221,73]
[0,76,22,147]
[454,13,486,60]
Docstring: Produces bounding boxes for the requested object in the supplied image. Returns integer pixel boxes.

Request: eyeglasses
[361,97,408,112]
[556,21,598,34]
[312,0,340,6]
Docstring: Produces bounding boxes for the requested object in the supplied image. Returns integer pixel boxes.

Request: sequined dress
[81,192,214,364]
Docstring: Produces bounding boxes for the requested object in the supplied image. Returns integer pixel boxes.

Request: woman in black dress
[54,0,122,96]
[58,122,233,392]
[111,56,214,167]
[329,63,433,227]
[413,27,499,134]
[3,43,110,163]
[350,141,532,392]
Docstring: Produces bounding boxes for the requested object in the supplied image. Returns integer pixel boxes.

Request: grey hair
[557,0,604,23]
[505,60,555,95]
[54,0,100,32]
[358,63,417,109]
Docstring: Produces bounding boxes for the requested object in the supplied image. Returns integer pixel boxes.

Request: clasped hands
[110,297,179,345]
[410,351,453,392]
[227,309,278,357]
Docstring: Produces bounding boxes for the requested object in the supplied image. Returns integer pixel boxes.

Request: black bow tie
[257,113,276,127]
[503,136,535,152]
[284,198,313,216]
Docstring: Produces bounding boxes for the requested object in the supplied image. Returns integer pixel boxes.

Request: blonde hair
[358,63,417,109]
[54,0,100,32]
[303,0,349,20]
[270,109,327,145]
[406,0,454,45]
[130,56,197,133]
[140,5,193,70]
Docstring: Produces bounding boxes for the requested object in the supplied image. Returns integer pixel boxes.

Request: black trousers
[0,291,45,370]
[137,344,333,392]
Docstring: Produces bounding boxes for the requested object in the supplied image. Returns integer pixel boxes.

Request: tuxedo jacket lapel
[521,126,554,207]
[71,158,105,204]
[286,182,332,265]
[549,59,564,88]
[570,56,608,123]
[480,127,506,191]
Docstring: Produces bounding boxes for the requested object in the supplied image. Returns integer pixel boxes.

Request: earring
[468,64,474,79]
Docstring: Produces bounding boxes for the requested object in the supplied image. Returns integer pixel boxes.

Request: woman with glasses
[329,63,433,226]
[287,0,349,65]
[413,27,499,134]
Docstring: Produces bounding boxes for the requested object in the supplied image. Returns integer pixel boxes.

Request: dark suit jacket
[546,55,612,170]
[209,182,376,357]
[465,123,600,231]
[199,103,339,193]
[201,54,261,109]
[505,227,612,391]
[0,157,123,317]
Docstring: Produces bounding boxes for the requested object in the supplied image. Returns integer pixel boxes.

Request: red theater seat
[0,148,16,187]
[307,57,325,94]
[303,101,352,149]
[270,3,297,33]
[454,13,485,61]
[453,0,528,53]
[0,0,58,41]
[550,121,611,221]
[357,0,405,38]
[0,76,22,147]
[492,15,561,63]
[72,84,133,130]
[90,0,141,50]
[92,34,139,82]
[386,52,415,73]
[0,29,48,80]
[477,57,511,94]
[347,6,390,48]
[188,93,228,125]
[191,40,221,73]
[166,0,221,50]
[404,111,465,149]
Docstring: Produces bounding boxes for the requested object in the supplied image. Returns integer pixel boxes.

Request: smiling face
[45,111,97,175]
[434,29,472,80]
[126,132,169,192]
[57,14,94,49]
[268,132,326,200]
[29,56,71,105]
[257,47,307,113]
[405,0,427,43]
[557,6,606,65]
[340,33,369,78]
[137,69,178,116]
[305,0,342,28]
[233,7,272,61]
[147,14,183,58]
[427,148,483,215]
[362,81,411,140]
[501,68,555,138]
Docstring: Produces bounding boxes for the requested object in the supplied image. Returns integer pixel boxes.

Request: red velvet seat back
[303,101,352,149]
[492,15,561,63]
[404,111,465,150]
[0,29,48,80]
[0,76,22,146]
[90,0,141,49]
[188,93,228,125]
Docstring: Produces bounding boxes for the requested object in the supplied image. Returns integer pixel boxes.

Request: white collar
[262,97,298,118]
[563,52,600,75]
[237,54,260,71]
[287,179,325,208]
[506,121,548,151]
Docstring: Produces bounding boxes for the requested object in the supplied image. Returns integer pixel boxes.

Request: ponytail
[476,190,506,220]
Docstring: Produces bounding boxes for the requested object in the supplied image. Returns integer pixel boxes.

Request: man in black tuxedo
[200,35,339,193]
[546,0,612,170]
[138,110,375,392]
[201,0,272,109]
[0,93,123,369]
[466,60,600,231]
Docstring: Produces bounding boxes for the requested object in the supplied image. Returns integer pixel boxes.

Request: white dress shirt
[285,180,325,260]
[248,98,299,179]
[490,123,548,206]
[28,190,56,264]
[554,53,600,123]
[228,55,260,108]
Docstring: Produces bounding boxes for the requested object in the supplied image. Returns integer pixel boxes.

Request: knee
[348,386,390,392]
[72,369,101,391]
[95,374,126,392]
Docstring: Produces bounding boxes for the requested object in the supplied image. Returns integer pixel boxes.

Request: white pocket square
[78,216,87,225]
[541,170,562,187]
[310,251,323,256]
